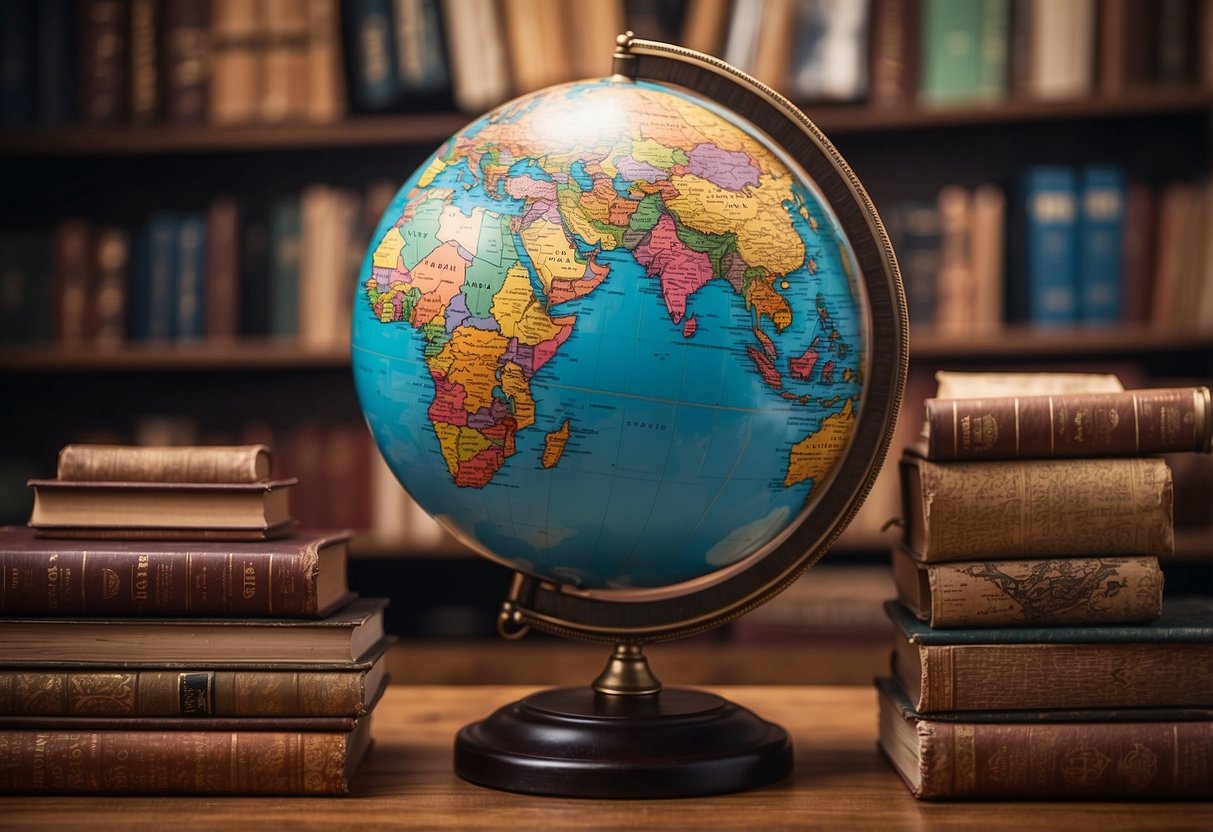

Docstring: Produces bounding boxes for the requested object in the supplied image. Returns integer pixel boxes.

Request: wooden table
[2,685,1210,830]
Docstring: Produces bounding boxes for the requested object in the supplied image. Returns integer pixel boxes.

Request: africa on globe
[351,77,865,590]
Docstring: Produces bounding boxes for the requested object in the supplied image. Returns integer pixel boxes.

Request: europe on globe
[351,77,866,590]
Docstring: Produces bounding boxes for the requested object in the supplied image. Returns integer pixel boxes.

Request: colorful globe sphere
[352,78,866,590]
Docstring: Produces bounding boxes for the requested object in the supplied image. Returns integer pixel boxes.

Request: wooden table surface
[2,685,1210,830]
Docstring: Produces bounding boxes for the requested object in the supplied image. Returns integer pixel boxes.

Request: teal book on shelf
[1078,165,1127,326]
[1020,165,1080,326]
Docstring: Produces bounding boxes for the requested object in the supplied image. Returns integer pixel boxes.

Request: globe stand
[453,642,793,798]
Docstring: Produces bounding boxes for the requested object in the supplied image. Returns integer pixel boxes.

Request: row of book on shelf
[886,170,1213,333]
[0,443,390,794]
[4,0,1212,133]
[0,180,397,349]
[875,371,1213,799]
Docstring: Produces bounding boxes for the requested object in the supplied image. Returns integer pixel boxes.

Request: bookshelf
[2,0,1211,668]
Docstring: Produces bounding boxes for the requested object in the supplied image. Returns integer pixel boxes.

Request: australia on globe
[352,78,866,590]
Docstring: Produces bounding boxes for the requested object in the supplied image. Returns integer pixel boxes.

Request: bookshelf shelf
[0,88,1208,158]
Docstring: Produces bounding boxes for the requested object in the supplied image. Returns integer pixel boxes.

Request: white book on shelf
[722,0,765,74]
[1026,0,1095,99]
[442,0,511,112]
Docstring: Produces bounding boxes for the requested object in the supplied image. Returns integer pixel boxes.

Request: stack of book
[879,375,1213,799]
[0,444,389,795]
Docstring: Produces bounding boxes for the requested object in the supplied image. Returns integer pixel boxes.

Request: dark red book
[0,525,352,617]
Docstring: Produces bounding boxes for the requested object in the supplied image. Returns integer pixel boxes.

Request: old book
[27,478,296,540]
[887,597,1213,713]
[933,184,972,333]
[891,543,1163,628]
[0,641,390,717]
[0,715,374,794]
[502,0,570,95]
[205,196,241,338]
[932,370,1124,399]
[161,0,211,124]
[51,219,92,348]
[876,676,1213,799]
[210,0,265,125]
[128,0,160,123]
[79,0,129,124]
[261,0,311,123]
[922,386,1213,460]
[0,596,387,665]
[899,453,1173,561]
[0,526,352,618]
[440,0,509,113]
[88,227,130,346]
[869,0,919,107]
[304,0,346,122]
[58,443,273,483]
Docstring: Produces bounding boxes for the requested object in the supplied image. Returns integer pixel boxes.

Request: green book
[886,597,1213,713]
[920,0,1010,104]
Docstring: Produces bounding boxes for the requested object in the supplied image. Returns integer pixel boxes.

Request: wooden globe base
[454,685,793,798]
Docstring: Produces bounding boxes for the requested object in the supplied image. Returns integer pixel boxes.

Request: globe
[352,76,869,592]
[352,35,905,799]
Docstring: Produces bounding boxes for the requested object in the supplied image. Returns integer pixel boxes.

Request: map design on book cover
[959,557,1163,623]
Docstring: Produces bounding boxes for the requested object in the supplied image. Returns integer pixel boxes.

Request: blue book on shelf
[1077,165,1126,326]
[34,0,77,125]
[0,0,35,128]
[175,214,207,339]
[344,0,403,112]
[1022,166,1080,326]
[131,214,179,341]
[268,197,302,338]
[394,0,450,94]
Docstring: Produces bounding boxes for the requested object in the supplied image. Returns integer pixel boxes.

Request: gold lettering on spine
[267,554,273,615]
[1132,391,1141,452]
[79,551,87,611]
[954,724,976,794]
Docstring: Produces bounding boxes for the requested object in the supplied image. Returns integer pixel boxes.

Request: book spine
[393,0,450,94]
[1023,165,1080,325]
[923,556,1163,627]
[161,0,212,124]
[344,0,402,112]
[906,456,1173,560]
[205,196,240,337]
[51,220,93,347]
[924,386,1212,459]
[914,641,1213,712]
[35,0,78,126]
[128,0,160,123]
[0,545,320,616]
[80,0,129,124]
[919,0,982,104]
[209,0,263,125]
[135,213,179,341]
[56,444,272,482]
[916,718,1213,798]
[90,227,131,346]
[304,0,346,123]
[175,213,207,339]
[0,668,368,717]
[1078,165,1127,325]
[869,0,917,106]
[974,0,1010,101]
[269,196,303,337]
[885,201,939,330]
[0,729,351,794]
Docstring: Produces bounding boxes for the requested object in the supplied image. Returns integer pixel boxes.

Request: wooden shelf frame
[0,88,1209,157]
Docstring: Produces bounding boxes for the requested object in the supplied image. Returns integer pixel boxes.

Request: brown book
[869,0,919,106]
[0,525,352,618]
[80,0,129,124]
[501,0,570,94]
[1119,181,1157,324]
[887,598,1213,713]
[0,716,373,794]
[51,219,92,348]
[933,185,973,334]
[205,195,240,338]
[891,543,1163,628]
[209,0,264,124]
[261,0,310,122]
[88,227,130,346]
[0,596,387,665]
[161,0,212,124]
[876,676,1213,799]
[0,641,390,717]
[921,386,1213,460]
[127,0,160,122]
[27,477,296,540]
[899,453,1173,562]
[303,0,345,122]
[57,443,273,483]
